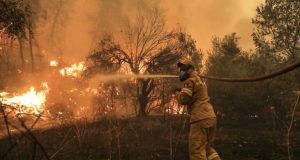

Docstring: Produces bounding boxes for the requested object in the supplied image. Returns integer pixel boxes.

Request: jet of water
[91,74,178,82]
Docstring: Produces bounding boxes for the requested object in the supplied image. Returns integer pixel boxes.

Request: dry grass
[0,115,299,160]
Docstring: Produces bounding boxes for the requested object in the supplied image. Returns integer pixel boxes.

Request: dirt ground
[0,116,299,160]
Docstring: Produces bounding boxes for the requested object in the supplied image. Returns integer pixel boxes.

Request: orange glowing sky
[36,0,265,62]
[162,0,264,51]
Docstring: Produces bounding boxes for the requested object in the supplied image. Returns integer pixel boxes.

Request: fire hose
[199,61,300,82]
[173,61,300,158]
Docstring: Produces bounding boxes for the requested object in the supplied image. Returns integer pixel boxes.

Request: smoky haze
[34,0,263,63]
[162,0,264,50]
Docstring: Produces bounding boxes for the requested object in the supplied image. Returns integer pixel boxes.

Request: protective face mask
[179,70,190,82]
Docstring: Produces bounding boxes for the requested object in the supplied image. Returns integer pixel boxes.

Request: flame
[49,60,59,67]
[0,82,49,115]
[59,61,86,77]
[166,96,184,114]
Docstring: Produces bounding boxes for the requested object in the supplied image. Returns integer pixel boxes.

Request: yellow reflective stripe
[180,88,192,96]
[208,153,219,160]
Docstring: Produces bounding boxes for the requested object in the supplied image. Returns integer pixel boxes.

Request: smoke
[33,0,263,64]
[62,0,100,62]
[2,0,265,119]
[161,0,264,50]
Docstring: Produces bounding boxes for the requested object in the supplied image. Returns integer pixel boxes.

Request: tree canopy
[253,0,300,60]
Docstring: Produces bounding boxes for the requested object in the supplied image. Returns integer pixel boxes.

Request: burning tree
[85,8,202,117]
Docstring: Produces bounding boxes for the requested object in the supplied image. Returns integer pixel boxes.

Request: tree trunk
[137,80,148,117]
[137,79,154,117]
[138,93,148,117]
[28,28,35,72]
[17,35,25,70]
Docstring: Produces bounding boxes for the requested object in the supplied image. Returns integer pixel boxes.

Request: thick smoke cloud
[34,0,263,63]
[162,0,264,50]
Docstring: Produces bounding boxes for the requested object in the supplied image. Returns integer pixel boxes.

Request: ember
[49,60,59,67]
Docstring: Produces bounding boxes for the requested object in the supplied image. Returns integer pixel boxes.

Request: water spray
[127,60,300,82]
[91,60,300,82]
[92,74,178,81]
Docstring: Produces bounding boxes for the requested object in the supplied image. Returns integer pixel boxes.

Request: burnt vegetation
[1,0,300,160]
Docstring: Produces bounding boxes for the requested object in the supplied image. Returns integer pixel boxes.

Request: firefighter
[177,59,221,160]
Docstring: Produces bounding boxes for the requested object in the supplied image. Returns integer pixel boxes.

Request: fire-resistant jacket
[178,72,216,123]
